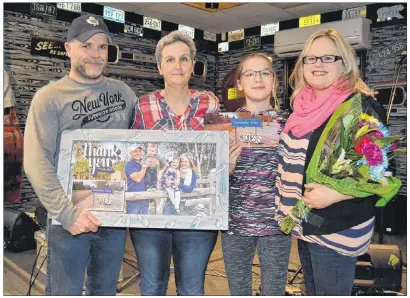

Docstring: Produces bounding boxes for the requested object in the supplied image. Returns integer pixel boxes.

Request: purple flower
[367,122,378,129]
[362,142,384,166]
[368,131,385,138]
[359,120,367,127]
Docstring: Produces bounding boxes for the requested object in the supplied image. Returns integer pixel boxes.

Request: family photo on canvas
[70,140,218,218]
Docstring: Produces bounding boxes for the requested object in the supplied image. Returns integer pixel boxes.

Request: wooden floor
[3,231,407,296]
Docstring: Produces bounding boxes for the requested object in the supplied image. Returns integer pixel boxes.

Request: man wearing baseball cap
[125,146,150,214]
[24,15,137,295]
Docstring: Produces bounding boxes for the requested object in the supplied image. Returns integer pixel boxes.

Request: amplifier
[353,244,402,294]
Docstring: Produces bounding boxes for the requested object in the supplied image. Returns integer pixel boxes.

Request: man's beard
[73,60,106,80]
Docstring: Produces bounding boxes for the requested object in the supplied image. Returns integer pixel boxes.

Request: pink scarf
[283,82,353,138]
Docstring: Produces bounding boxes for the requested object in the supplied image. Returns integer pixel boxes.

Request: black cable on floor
[27,241,47,296]
[28,256,47,295]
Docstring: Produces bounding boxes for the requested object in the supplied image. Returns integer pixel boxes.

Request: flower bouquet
[280,94,406,234]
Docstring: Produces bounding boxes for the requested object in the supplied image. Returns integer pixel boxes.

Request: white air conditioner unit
[274,18,372,58]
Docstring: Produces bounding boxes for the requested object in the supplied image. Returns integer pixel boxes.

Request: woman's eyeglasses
[240,69,274,80]
[302,55,343,64]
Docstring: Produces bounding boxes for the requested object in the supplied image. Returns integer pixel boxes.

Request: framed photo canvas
[55,129,229,230]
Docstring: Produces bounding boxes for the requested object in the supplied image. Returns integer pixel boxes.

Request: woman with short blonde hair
[129,31,220,296]
[275,29,386,295]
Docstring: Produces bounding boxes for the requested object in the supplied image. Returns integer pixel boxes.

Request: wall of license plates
[215,3,407,195]
[3,3,218,204]
[3,2,407,203]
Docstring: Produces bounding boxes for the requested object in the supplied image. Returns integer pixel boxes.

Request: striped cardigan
[274,130,374,257]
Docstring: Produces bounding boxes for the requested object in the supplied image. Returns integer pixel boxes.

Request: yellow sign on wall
[227,88,244,100]
[299,14,321,28]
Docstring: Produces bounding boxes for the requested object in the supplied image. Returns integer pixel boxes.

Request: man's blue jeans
[129,229,218,295]
[297,239,358,295]
[46,222,126,295]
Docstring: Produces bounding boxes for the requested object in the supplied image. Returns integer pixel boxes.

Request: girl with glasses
[223,53,291,295]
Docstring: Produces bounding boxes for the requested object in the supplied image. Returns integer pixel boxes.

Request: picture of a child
[143,143,165,191]
[157,157,181,214]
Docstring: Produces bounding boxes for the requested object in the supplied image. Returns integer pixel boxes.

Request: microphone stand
[379,52,406,244]
[386,52,406,123]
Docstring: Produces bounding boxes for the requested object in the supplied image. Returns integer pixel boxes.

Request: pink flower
[354,136,372,154]
[389,141,400,151]
[362,142,384,166]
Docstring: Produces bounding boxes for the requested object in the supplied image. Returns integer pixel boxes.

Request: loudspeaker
[205,3,218,9]
[375,195,406,234]
[193,60,206,78]
[4,208,40,252]
[353,244,402,293]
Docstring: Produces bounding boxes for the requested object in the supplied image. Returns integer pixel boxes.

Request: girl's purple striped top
[227,108,287,237]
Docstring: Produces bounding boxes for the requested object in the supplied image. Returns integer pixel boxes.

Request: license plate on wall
[228,29,244,42]
[178,24,195,39]
[261,23,279,36]
[124,22,143,37]
[57,3,81,13]
[299,14,321,28]
[143,16,162,31]
[30,3,57,20]
[103,6,125,23]
[342,6,366,20]
[245,35,261,49]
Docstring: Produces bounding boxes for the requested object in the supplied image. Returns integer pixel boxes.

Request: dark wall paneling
[365,23,407,195]
[320,10,343,24]
[195,29,204,40]
[4,10,72,203]
[276,19,298,31]
[261,35,274,46]
[81,3,104,16]
[142,27,162,40]
[56,9,82,23]
[244,26,260,37]
[229,40,245,51]
[4,4,218,205]
[105,19,127,34]
[162,20,179,32]
[124,11,143,25]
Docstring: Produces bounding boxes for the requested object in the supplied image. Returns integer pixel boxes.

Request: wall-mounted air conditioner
[274,18,372,58]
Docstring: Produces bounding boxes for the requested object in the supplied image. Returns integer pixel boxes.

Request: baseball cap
[66,15,112,43]
[130,145,143,152]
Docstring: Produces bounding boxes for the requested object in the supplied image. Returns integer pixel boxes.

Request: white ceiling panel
[197,11,240,25]
[222,3,285,18]
[94,3,376,33]
[334,3,373,9]
[219,19,260,33]
[284,3,342,17]
[270,3,306,9]
[147,3,203,17]
[250,13,292,25]
[97,2,153,12]
[131,7,173,22]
